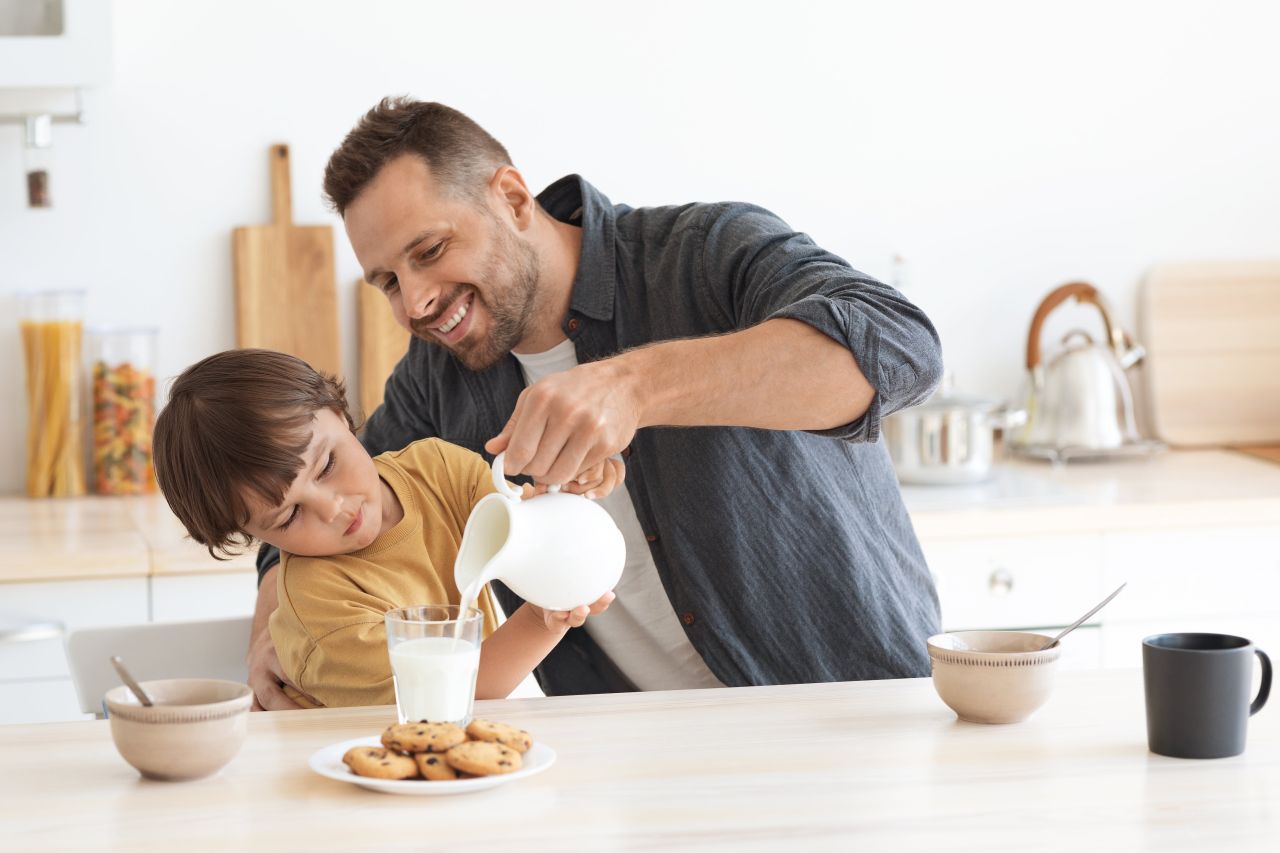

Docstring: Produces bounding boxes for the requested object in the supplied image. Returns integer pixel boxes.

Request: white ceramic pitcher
[453,452,626,612]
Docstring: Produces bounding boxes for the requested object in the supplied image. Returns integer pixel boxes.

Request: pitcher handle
[491,451,560,499]
[1252,648,1272,716]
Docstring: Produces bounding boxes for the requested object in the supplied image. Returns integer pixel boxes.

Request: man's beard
[409,222,541,371]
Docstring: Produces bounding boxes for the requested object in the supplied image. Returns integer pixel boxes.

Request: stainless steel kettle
[1010,282,1145,452]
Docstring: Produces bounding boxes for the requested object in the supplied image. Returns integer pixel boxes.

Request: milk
[389,636,481,724]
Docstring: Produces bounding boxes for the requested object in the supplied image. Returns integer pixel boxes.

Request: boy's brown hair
[153,349,354,559]
[323,97,512,215]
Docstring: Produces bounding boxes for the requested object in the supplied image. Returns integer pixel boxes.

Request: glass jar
[89,328,159,495]
[19,290,86,497]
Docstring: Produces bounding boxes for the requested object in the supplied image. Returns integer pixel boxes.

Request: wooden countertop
[4,449,1279,584]
[0,494,256,584]
[1,670,1275,851]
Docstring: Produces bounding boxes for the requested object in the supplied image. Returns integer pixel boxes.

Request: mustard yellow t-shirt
[270,438,500,709]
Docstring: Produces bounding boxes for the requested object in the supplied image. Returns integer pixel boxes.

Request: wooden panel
[1140,260,1280,446]
[356,279,411,420]
[232,144,341,378]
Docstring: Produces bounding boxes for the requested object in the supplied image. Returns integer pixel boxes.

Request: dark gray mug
[1143,633,1272,759]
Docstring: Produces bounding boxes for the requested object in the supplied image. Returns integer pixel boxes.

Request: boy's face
[241,408,386,557]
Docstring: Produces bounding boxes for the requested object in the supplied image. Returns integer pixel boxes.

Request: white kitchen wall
[1,0,1278,492]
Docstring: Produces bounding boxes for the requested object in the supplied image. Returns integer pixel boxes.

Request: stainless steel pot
[883,392,1026,485]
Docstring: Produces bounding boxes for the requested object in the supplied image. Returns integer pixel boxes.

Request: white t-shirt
[512,340,724,690]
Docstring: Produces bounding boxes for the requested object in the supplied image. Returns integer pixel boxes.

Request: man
[248,97,943,709]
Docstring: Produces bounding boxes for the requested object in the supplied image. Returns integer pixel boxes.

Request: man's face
[345,154,541,371]
[241,409,384,557]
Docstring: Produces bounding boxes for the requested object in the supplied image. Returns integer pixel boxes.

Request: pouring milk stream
[452,451,627,638]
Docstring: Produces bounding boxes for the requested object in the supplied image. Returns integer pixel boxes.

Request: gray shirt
[260,174,943,695]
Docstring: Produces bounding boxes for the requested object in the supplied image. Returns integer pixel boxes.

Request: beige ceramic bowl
[926,631,1061,724]
[105,678,252,781]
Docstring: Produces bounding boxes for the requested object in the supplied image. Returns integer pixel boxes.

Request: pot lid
[909,390,1003,414]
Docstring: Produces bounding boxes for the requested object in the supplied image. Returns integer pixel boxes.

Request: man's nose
[399,273,438,321]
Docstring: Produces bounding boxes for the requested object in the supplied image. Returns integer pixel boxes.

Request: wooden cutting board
[357,280,411,420]
[1140,260,1280,446]
[232,144,341,377]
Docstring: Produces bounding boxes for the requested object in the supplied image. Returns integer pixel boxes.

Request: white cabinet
[151,573,257,623]
[922,523,1280,673]
[925,534,1104,633]
[0,0,111,88]
[0,572,254,724]
[1098,526,1280,668]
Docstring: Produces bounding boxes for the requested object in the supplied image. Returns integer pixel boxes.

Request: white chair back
[65,616,252,717]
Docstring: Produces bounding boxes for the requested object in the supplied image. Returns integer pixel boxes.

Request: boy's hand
[527,591,616,633]
[519,457,625,500]
[559,456,625,500]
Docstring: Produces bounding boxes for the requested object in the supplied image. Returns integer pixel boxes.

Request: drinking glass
[384,605,483,725]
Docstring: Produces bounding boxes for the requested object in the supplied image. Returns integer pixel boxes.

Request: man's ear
[489,166,535,231]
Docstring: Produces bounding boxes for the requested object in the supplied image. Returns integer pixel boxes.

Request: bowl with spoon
[927,583,1126,724]
[104,656,252,780]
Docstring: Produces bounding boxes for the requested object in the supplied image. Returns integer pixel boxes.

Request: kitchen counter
[3,448,1278,584]
[1,669,1274,851]
[0,494,256,583]
[902,448,1280,540]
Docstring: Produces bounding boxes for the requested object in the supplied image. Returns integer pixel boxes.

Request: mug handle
[1251,648,1272,716]
[491,451,560,499]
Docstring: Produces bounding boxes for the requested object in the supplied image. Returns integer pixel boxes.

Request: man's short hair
[153,349,354,559]
[323,97,513,215]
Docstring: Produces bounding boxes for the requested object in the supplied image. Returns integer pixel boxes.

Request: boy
[153,348,618,708]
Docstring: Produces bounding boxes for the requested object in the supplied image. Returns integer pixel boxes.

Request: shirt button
[645,533,658,543]
[681,611,696,626]
[567,316,580,332]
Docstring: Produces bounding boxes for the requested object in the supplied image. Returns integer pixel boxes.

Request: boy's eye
[320,451,336,479]
[279,506,299,531]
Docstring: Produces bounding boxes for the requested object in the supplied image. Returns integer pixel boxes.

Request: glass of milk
[384,605,483,725]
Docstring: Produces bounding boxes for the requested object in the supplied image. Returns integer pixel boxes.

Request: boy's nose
[324,495,345,524]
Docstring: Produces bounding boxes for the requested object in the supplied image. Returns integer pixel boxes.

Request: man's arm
[246,564,302,711]
[490,204,943,483]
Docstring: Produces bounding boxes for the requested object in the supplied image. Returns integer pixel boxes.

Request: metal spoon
[110,655,154,707]
[1041,582,1127,650]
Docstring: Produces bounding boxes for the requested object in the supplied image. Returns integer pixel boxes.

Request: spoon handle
[1046,582,1128,649]
[110,655,154,707]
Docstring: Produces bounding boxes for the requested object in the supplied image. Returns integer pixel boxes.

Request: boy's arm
[475,596,615,699]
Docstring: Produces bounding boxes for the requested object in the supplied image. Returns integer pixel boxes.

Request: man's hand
[247,624,304,711]
[486,359,640,486]
[525,591,617,634]
[247,564,311,711]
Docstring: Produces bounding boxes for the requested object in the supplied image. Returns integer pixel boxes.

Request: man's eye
[279,506,299,531]
[320,452,336,479]
[417,242,444,263]
[381,276,399,294]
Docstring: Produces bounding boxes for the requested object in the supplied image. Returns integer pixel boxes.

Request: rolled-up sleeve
[699,204,943,442]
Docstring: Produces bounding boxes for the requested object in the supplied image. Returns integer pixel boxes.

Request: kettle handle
[491,451,560,499]
[1025,281,1127,370]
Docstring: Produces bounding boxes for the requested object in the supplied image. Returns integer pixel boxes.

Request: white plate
[308,736,555,795]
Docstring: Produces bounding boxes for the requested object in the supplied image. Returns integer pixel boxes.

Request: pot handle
[491,451,560,499]
[1025,282,1127,370]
